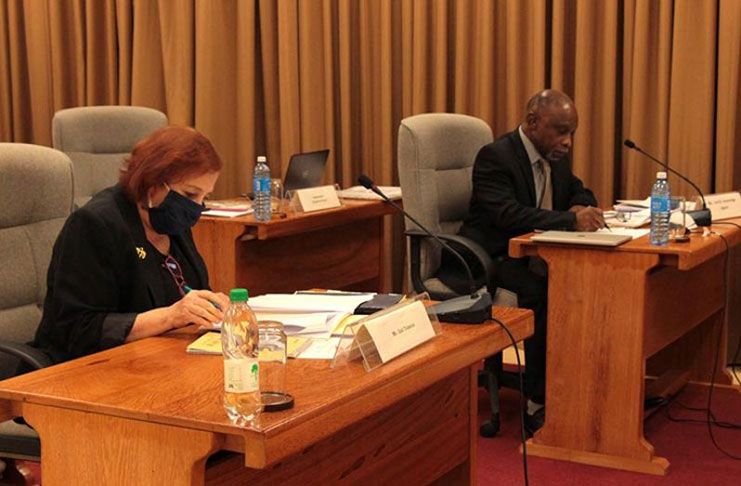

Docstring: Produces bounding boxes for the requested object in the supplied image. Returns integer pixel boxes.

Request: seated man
[458,89,605,434]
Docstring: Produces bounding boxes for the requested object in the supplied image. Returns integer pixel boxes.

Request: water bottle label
[253,177,270,193]
[651,196,669,212]
[224,358,259,393]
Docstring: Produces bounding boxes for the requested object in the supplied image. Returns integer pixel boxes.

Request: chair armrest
[405,229,497,297]
[0,340,53,370]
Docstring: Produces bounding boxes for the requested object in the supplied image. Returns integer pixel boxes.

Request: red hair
[120,126,222,203]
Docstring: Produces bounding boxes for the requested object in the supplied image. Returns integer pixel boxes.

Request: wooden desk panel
[193,200,397,295]
[509,221,741,475]
[0,307,533,486]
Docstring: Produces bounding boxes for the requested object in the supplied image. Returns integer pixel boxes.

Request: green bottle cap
[229,288,249,302]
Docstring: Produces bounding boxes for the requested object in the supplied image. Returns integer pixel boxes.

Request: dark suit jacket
[459,129,598,258]
[32,185,210,364]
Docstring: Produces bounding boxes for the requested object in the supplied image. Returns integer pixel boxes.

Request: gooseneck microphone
[623,139,712,226]
[358,174,492,323]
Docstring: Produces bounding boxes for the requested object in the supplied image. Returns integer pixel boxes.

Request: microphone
[623,139,711,226]
[358,174,492,324]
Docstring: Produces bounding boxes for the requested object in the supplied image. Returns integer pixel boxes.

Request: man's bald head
[522,89,578,162]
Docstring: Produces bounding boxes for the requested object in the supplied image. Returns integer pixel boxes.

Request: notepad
[186,332,222,355]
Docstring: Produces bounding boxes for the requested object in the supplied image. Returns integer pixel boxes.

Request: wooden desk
[0,308,533,486]
[510,221,741,475]
[193,200,397,295]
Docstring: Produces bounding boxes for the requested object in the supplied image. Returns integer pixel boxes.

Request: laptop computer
[530,230,632,247]
[283,149,330,192]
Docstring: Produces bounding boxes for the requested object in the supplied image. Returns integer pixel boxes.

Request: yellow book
[186,332,222,355]
[188,332,311,358]
[287,337,311,358]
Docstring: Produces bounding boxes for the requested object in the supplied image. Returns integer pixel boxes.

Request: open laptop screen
[283,149,330,192]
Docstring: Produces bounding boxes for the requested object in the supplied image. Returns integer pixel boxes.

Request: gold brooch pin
[136,247,146,259]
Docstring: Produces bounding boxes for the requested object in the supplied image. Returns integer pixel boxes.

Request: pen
[183,285,222,310]
[588,205,612,232]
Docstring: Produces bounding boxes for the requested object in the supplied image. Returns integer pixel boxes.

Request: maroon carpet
[477,384,741,485]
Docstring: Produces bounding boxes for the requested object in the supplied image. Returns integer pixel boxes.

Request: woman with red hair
[31,126,230,363]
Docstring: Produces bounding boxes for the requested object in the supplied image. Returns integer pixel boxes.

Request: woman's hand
[166,289,229,329]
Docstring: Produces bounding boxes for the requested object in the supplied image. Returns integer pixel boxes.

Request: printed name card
[704,192,741,221]
[293,185,341,213]
[361,300,435,363]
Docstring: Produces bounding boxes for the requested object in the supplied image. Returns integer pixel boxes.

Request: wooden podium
[193,200,397,295]
[0,308,533,486]
[509,220,741,474]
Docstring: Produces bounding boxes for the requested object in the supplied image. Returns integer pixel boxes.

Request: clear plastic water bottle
[650,171,671,246]
[222,288,262,425]
[253,156,271,221]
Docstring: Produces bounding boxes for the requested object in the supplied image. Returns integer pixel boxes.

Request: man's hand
[574,206,605,232]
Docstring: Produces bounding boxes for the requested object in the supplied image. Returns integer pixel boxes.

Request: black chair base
[477,353,525,438]
[479,413,500,437]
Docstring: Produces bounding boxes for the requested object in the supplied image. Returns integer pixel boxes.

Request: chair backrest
[0,144,73,379]
[52,106,168,207]
[397,113,493,280]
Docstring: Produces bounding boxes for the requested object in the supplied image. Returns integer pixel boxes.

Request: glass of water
[257,320,293,411]
[270,179,285,214]
[669,196,687,241]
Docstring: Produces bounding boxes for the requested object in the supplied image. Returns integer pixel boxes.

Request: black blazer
[459,129,598,258]
[32,185,210,364]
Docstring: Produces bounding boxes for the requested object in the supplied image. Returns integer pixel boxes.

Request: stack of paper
[248,293,374,314]
[202,209,253,218]
[247,293,376,360]
[255,312,349,339]
[339,185,402,201]
[605,208,650,228]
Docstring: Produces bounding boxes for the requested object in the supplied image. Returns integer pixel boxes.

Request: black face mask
[148,187,205,235]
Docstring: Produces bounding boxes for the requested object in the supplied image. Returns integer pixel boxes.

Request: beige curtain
[2,0,741,289]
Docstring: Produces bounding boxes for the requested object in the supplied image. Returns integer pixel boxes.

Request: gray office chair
[397,113,519,437]
[0,144,74,482]
[52,105,167,207]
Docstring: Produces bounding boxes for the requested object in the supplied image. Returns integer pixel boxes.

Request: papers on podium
[339,185,402,201]
[248,293,375,314]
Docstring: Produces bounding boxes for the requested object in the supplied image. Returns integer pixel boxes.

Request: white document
[339,185,402,201]
[615,197,650,208]
[256,312,348,339]
[605,208,650,228]
[202,209,253,218]
[249,293,375,314]
[296,338,341,360]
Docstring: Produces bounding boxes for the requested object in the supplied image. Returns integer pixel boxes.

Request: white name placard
[705,192,741,221]
[362,300,435,363]
[294,185,341,213]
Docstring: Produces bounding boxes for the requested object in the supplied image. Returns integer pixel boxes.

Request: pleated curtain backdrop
[2,0,741,289]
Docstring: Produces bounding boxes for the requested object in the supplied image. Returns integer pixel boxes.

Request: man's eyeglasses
[162,254,187,296]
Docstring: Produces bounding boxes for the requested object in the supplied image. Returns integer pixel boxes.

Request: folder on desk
[354,293,404,314]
